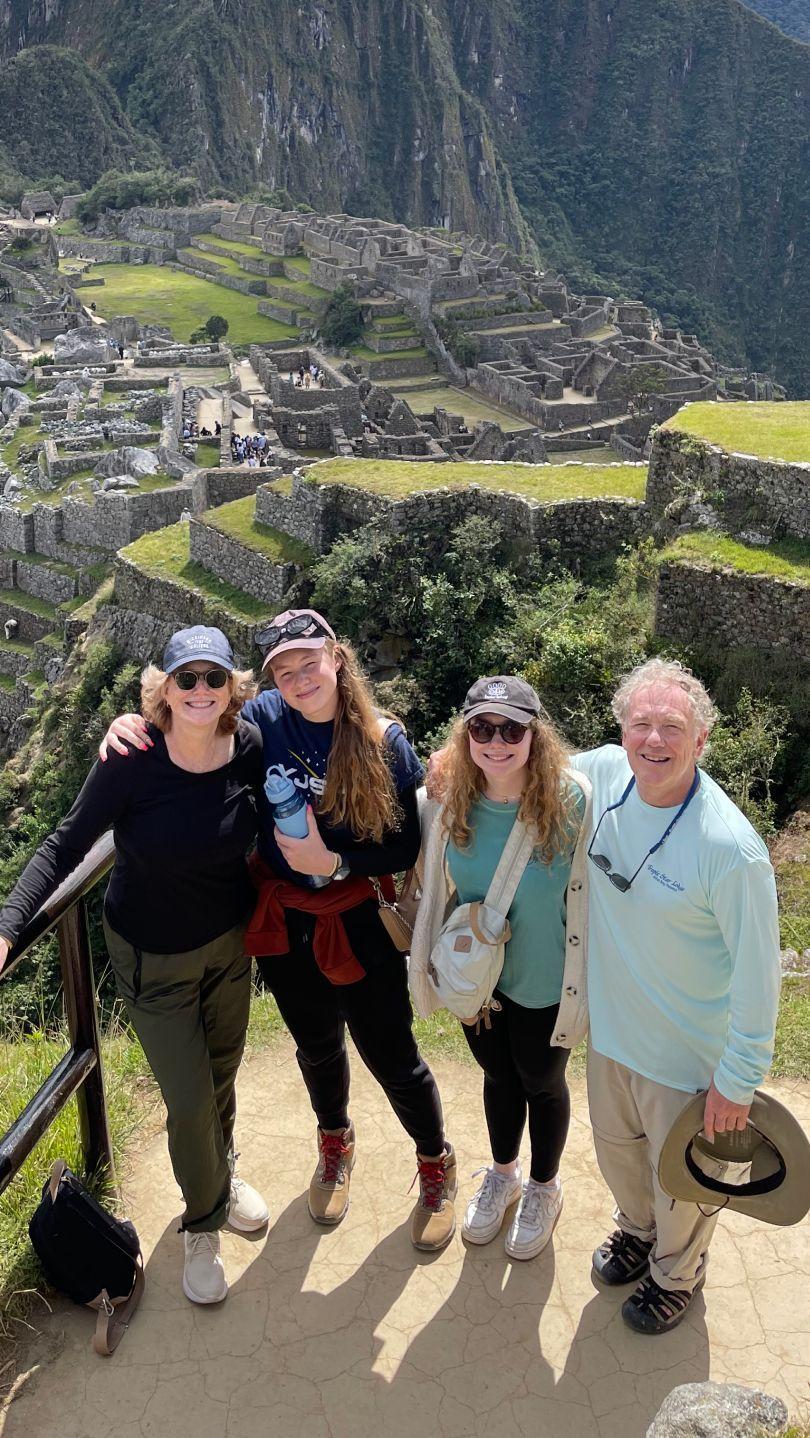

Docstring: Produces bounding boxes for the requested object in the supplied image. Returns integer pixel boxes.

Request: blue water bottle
[264,773,329,888]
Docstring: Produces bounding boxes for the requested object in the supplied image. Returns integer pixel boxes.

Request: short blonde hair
[141,663,256,735]
[611,658,718,736]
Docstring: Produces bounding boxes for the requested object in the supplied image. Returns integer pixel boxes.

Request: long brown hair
[442,713,579,861]
[265,638,401,842]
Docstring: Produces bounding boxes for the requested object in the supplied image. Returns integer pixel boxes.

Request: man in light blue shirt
[574,658,781,1335]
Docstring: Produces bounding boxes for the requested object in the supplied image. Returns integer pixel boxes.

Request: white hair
[611,658,718,735]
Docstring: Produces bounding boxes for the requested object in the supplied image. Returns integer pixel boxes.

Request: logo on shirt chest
[647,864,685,893]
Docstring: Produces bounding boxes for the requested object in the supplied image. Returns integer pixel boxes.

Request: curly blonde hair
[264,639,401,843]
[442,713,580,861]
[141,663,256,735]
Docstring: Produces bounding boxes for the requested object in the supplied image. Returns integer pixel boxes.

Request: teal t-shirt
[446,789,582,1009]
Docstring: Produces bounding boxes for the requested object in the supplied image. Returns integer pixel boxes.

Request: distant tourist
[410,677,590,1262]
[99,608,459,1253]
[0,628,270,1306]
[3,619,18,642]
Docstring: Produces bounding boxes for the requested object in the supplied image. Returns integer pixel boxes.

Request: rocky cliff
[1,0,808,393]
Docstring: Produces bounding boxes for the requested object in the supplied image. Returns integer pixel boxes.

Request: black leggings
[256,914,445,1156]
[462,992,570,1183]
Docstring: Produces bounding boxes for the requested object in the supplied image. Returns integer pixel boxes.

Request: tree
[204,315,228,342]
[319,285,363,348]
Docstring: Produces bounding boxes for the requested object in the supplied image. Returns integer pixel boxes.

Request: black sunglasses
[467,717,530,746]
[172,668,229,691]
[587,770,700,892]
[256,614,331,652]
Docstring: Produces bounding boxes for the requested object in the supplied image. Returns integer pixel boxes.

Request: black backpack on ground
[29,1158,144,1355]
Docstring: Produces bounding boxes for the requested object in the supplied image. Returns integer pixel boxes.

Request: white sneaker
[505,1177,563,1261]
[182,1230,228,1304]
[229,1173,269,1232]
[462,1165,523,1245]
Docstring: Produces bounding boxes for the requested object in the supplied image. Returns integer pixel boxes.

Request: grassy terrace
[265,274,328,300]
[307,458,648,501]
[663,531,810,585]
[87,264,298,344]
[663,401,810,464]
[348,344,430,363]
[178,246,247,277]
[195,232,265,258]
[199,495,313,566]
[284,255,312,274]
[121,522,268,621]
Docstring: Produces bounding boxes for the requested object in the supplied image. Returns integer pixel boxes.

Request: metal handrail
[0,831,116,1196]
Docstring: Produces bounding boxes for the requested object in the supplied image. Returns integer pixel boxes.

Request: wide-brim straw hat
[658,1089,810,1226]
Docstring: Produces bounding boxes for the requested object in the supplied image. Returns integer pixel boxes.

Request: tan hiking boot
[410,1143,457,1251]
[308,1122,356,1225]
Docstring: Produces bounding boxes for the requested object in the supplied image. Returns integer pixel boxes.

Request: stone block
[646,1381,787,1438]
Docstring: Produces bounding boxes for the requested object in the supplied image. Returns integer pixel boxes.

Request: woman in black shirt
[0,626,268,1307]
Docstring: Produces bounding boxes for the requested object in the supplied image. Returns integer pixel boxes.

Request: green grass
[0,1018,153,1329]
[121,522,269,621]
[53,217,82,236]
[0,637,34,657]
[265,274,328,299]
[0,586,56,619]
[195,232,265,258]
[195,440,221,468]
[664,401,810,463]
[87,264,298,345]
[199,495,314,566]
[772,980,810,1080]
[1,423,42,470]
[663,532,810,585]
[308,457,648,502]
[349,343,430,363]
[394,383,533,430]
[178,246,247,278]
[284,255,312,274]
[0,672,15,692]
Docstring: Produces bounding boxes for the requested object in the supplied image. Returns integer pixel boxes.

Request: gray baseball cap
[462,675,543,725]
[162,627,234,675]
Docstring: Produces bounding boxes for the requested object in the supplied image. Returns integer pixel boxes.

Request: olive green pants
[103,917,252,1232]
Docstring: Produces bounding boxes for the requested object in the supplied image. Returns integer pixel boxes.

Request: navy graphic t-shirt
[241,688,424,887]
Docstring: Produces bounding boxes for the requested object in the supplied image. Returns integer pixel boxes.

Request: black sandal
[621,1274,705,1335]
[592,1229,653,1286]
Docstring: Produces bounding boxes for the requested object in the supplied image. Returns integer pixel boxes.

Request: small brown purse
[371,870,421,953]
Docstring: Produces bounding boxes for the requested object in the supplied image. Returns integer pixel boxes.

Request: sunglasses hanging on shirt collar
[587,769,700,892]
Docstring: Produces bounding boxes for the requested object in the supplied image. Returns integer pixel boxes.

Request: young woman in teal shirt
[427,676,585,1260]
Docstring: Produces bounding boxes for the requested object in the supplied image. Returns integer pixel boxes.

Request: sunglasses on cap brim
[256,614,332,652]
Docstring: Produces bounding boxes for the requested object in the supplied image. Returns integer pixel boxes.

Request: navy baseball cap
[162,627,235,676]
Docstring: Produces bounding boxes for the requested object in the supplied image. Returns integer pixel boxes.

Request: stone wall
[113,554,258,661]
[655,560,810,661]
[14,557,77,605]
[188,519,298,606]
[647,428,810,540]
[255,470,645,563]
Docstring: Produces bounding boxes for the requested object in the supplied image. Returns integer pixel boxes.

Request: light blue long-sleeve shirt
[572,745,781,1105]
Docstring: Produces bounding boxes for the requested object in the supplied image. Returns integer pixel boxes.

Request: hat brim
[464,702,537,725]
[165,651,234,675]
[261,635,328,670]
[658,1090,810,1227]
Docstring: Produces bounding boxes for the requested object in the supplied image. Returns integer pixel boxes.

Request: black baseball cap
[162,627,235,676]
[462,675,544,725]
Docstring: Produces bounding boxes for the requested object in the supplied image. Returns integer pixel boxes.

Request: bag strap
[482,819,535,921]
[49,1157,67,1203]
[90,1254,145,1357]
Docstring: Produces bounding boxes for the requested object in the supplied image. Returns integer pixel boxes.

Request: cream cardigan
[409,772,592,1048]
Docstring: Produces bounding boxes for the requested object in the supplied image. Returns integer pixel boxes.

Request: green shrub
[319,284,364,348]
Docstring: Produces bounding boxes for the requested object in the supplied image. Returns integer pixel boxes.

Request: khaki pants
[104,917,252,1233]
[587,1047,719,1292]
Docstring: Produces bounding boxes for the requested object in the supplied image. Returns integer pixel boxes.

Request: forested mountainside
[741,0,810,43]
[0,47,156,189]
[1,0,808,393]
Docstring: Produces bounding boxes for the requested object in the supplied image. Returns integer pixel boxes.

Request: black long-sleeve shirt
[0,720,264,954]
